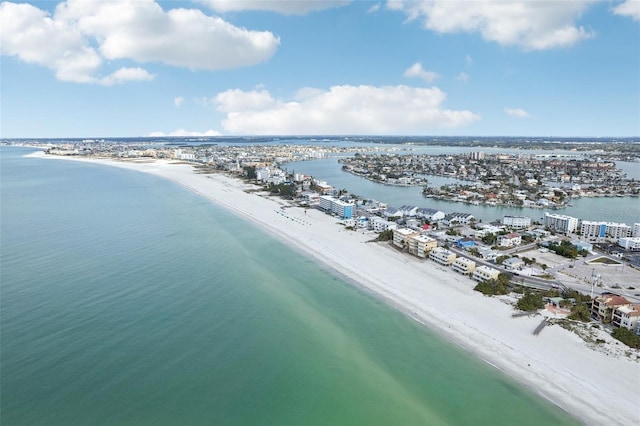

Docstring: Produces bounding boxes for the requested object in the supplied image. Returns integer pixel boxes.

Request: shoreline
[29,152,639,425]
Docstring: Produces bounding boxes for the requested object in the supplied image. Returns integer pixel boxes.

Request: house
[442,212,475,226]
[399,205,419,217]
[429,247,457,266]
[369,217,398,233]
[591,295,632,323]
[383,207,403,219]
[452,257,476,275]
[612,305,640,332]
[477,247,499,261]
[502,257,525,271]
[408,234,438,258]
[498,233,522,247]
[393,228,419,250]
[416,207,445,222]
[571,240,593,252]
[472,265,500,282]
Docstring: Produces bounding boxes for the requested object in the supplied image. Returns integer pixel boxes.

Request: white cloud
[387,0,596,50]
[213,85,479,135]
[368,3,382,13]
[613,0,640,21]
[403,62,438,82]
[504,107,530,118]
[456,72,469,82]
[99,67,155,86]
[148,129,222,137]
[174,97,185,107]
[0,0,280,84]
[465,54,472,65]
[200,0,350,15]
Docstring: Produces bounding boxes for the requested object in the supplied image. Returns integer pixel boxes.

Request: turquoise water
[1,147,579,425]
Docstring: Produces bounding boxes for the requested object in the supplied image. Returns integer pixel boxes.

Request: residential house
[612,305,640,333]
[498,233,522,247]
[591,295,632,323]
[502,257,525,271]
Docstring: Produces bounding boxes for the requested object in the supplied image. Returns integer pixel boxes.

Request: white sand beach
[34,154,639,425]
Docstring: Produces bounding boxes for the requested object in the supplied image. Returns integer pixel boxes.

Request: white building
[429,247,457,266]
[612,305,640,332]
[581,221,632,239]
[502,257,525,271]
[369,217,397,233]
[544,213,578,234]
[472,265,500,282]
[497,233,522,247]
[452,257,476,275]
[416,208,445,222]
[319,195,354,219]
[633,223,640,237]
[502,215,531,229]
[618,237,640,251]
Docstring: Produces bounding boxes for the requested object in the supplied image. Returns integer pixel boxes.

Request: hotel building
[502,215,531,229]
[580,221,632,239]
[319,195,354,219]
[544,213,578,234]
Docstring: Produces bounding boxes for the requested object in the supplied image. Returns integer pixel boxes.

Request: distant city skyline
[1,0,639,138]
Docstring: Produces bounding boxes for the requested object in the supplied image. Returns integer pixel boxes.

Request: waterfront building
[416,207,445,222]
[442,212,475,226]
[383,207,403,219]
[408,234,438,258]
[369,217,397,233]
[472,265,500,282]
[497,233,522,247]
[544,213,578,234]
[618,237,640,251]
[452,257,476,275]
[319,195,354,219]
[393,228,419,250]
[633,223,640,237]
[502,215,531,229]
[399,205,419,217]
[612,305,640,332]
[429,247,457,266]
[591,295,632,323]
[580,221,632,239]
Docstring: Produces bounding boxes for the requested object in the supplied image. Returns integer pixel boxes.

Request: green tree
[516,291,544,311]
[611,327,640,349]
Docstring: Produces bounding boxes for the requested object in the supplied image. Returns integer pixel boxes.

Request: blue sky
[1,0,639,138]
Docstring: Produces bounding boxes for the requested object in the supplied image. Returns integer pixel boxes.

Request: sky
[1,0,639,138]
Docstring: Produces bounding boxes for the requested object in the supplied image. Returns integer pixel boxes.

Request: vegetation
[243,166,257,180]
[516,291,544,311]
[547,240,588,259]
[481,233,497,245]
[568,303,591,322]
[268,182,297,199]
[474,279,509,296]
[611,327,640,349]
[495,255,509,265]
[376,229,394,241]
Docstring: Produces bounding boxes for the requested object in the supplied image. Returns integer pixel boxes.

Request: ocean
[1,146,579,425]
